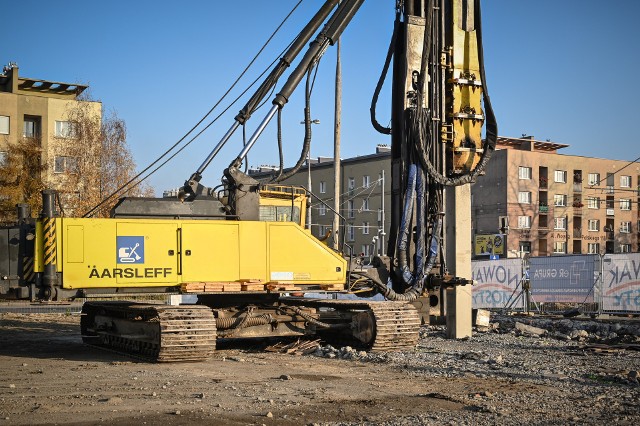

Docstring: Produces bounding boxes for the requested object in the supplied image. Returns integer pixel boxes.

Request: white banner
[472,259,524,309]
[602,253,640,312]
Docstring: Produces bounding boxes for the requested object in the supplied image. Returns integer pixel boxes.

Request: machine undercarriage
[80,297,420,362]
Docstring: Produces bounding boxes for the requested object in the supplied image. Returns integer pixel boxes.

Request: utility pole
[332,26,342,250]
[381,169,385,256]
[307,147,312,230]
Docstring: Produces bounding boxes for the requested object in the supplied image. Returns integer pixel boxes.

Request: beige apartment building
[249,145,391,258]
[473,136,639,257]
[0,64,102,209]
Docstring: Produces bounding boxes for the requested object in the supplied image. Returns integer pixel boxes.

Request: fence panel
[602,253,640,313]
[472,259,524,309]
[529,255,597,303]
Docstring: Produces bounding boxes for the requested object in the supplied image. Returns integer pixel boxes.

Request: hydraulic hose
[396,165,427,286]
[370,15,398,135]
[373,215,441,302]
[280,306,345,329]
[396,164,417,284]
[216,314,274,330]
[272,68,314,182]
[217,310,274,337]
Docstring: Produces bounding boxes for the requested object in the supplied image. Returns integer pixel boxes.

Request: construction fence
[471,253,640,315]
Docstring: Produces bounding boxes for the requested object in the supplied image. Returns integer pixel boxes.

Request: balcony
[573,183,582,193]
[573,228,582,238]
[606,208,614,216]
[572,202,583,215]
[539,204,549,213]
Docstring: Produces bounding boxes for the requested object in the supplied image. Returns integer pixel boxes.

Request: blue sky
[5,1,640,194]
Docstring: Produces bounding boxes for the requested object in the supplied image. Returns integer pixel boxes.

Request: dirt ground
[0,312,638,426]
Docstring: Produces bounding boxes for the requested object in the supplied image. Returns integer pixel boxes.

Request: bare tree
[51,103,154,218]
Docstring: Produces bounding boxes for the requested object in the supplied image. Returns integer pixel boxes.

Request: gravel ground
[0,311,638,425]
[311,314,640,425]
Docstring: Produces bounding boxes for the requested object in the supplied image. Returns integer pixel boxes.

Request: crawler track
[81,301,216,362]
[280,298,421,351]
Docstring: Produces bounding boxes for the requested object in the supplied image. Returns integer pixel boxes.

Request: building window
[620,221,631,233]
[362,198,369,211]
[587,243,600,254]
[553,194,567,207]
[362,221,369,235]
[348,177,355,190]
[553,241,567,254]
[54,156,78,174]
[620,244,631,253]
[23,116,40,138]
[588,219,600,232]
[361,244,371,257]
[347,224,355,242]
[620,199,631,210]
[363,175,370,188]
[0,115,9,135]
[517,215,531,229]
[606,173,615,186]
[319,181,326,194]
[554,170,567,183]
[518,166,532,180]
[318,204,326,216]
[620,175,631,188]
[587,197,600,209]
[54,120,76,138]
[518,191,531,204]
[347,200,355,218]
[587,173,600,186]
[519,241,531,254]
[554,216,567,230]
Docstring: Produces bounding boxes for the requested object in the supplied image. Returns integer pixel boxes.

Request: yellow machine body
[34,186,345,290]
[35,217,346,289]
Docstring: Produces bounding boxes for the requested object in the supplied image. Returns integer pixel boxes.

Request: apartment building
[249,145,391,258]
[0,63,102,208]
[246,136,638,259]
[473,136,639,257]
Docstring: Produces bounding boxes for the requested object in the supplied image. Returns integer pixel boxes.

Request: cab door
[180,222,240,282]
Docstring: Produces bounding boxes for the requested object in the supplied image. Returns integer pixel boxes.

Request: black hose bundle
[374,0,496,302]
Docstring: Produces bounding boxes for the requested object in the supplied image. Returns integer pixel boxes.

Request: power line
[585,154,640,190]
[83,1,304,217]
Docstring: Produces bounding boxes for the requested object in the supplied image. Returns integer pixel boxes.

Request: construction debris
[265,338,322,355]
[577,343,640,355]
